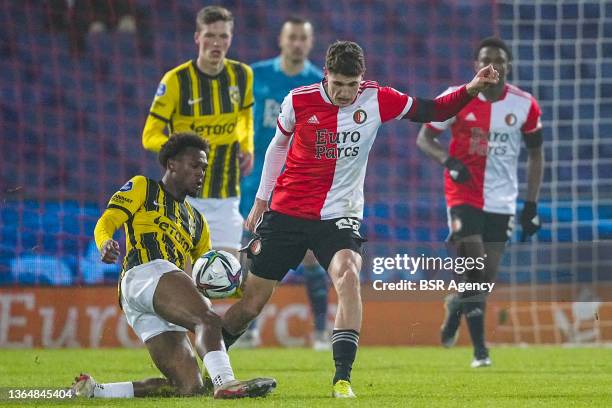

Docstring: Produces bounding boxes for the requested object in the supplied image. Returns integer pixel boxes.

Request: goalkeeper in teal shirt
[239,17,329,350]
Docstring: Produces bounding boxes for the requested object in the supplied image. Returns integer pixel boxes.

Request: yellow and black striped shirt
[94,175,212,275]
[142,59,254,199]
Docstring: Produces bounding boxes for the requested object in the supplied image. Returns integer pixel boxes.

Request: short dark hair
[325,41,365,76]
[158,132,210,168]
[284,16,310,26]
[196,6,233,30]
[474,37,513,61]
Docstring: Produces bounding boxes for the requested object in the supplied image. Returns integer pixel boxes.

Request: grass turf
[0,346,610,407]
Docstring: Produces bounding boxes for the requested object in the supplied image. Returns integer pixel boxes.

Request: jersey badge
[505,113,517,126]
[119,181,133,192]
[353,109,367,124]
[155,83,166,97]
[229,86,241,105]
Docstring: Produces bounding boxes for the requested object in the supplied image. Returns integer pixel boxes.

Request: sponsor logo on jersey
[119,181,133,192]
[314,129,361,159]
[465,112,477,121]
[110,195,133,205]
[229,86,241,105]
[505,113,517,126]
[155,83,166,97]
[353,109,367,124]
[190,121,237,136]
[154,216,190,251]
[469,127,510,156]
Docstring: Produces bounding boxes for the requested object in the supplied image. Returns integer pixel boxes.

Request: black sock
[222,327,246,350]
[332,329,359,384]
[461,292,487,358]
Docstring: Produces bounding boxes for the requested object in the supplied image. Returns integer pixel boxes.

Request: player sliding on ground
[71,133,276,399]
[221,40,499,398]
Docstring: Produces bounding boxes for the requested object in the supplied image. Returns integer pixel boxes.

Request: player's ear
[473,60,480,73]
[194,31,200,45]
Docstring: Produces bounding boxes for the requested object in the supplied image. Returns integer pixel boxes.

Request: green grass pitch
[0,347,610,407]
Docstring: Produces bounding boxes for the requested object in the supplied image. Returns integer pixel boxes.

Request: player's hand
[466,64,499,96]
[239,151,254,177]
[520,201,541,241]
[245,198,269,233]
[444,156,471,183]
[100,239,120,264]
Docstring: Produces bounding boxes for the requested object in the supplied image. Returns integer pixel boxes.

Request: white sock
[93,382,134,398]
[203,350,235,387]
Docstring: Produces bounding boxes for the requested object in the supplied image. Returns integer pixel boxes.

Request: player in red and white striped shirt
[221,40,499,398]
[417,37,544,368]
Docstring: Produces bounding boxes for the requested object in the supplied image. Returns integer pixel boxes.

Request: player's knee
[336,267,360,295]
[173,375,204,396]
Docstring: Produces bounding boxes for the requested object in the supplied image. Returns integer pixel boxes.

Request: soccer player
[142,6,253,261]
[238,17,331,350]
[72,133,276,399]
[416,37,544,367]
[223,40,499,398]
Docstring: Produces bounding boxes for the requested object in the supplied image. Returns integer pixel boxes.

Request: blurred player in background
[74,133,275,399]
[238,17,330,350]
[142,6,254,261]
[222,40,499,398]
[417,37,544,368]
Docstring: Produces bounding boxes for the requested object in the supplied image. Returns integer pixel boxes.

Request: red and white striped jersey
[427,84,542,214]
[271,81,413,220]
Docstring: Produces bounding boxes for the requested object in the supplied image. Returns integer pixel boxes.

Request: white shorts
[187,196,243,250]
[120,259,188,343]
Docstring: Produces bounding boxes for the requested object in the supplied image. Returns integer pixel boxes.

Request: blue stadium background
[1,0,610,286]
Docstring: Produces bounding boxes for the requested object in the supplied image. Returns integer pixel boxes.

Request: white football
[192,250,243,299]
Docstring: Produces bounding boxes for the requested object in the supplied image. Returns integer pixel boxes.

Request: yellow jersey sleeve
[143,71,180,152]
[94,208,127,250]
[94,175,147,251]
[107,175,147,217]
[190,212,212,261]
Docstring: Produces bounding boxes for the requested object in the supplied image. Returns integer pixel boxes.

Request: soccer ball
[192,250,243,299]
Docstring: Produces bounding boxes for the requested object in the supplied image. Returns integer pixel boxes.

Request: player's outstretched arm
[465,64,499,96]
[404,65,499,123]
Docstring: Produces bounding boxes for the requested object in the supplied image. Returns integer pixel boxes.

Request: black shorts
[245,211,365,281]
[448,204,514,243]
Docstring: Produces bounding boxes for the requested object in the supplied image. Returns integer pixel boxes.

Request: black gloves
[444,157,470,183]
[520,201,541,241]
